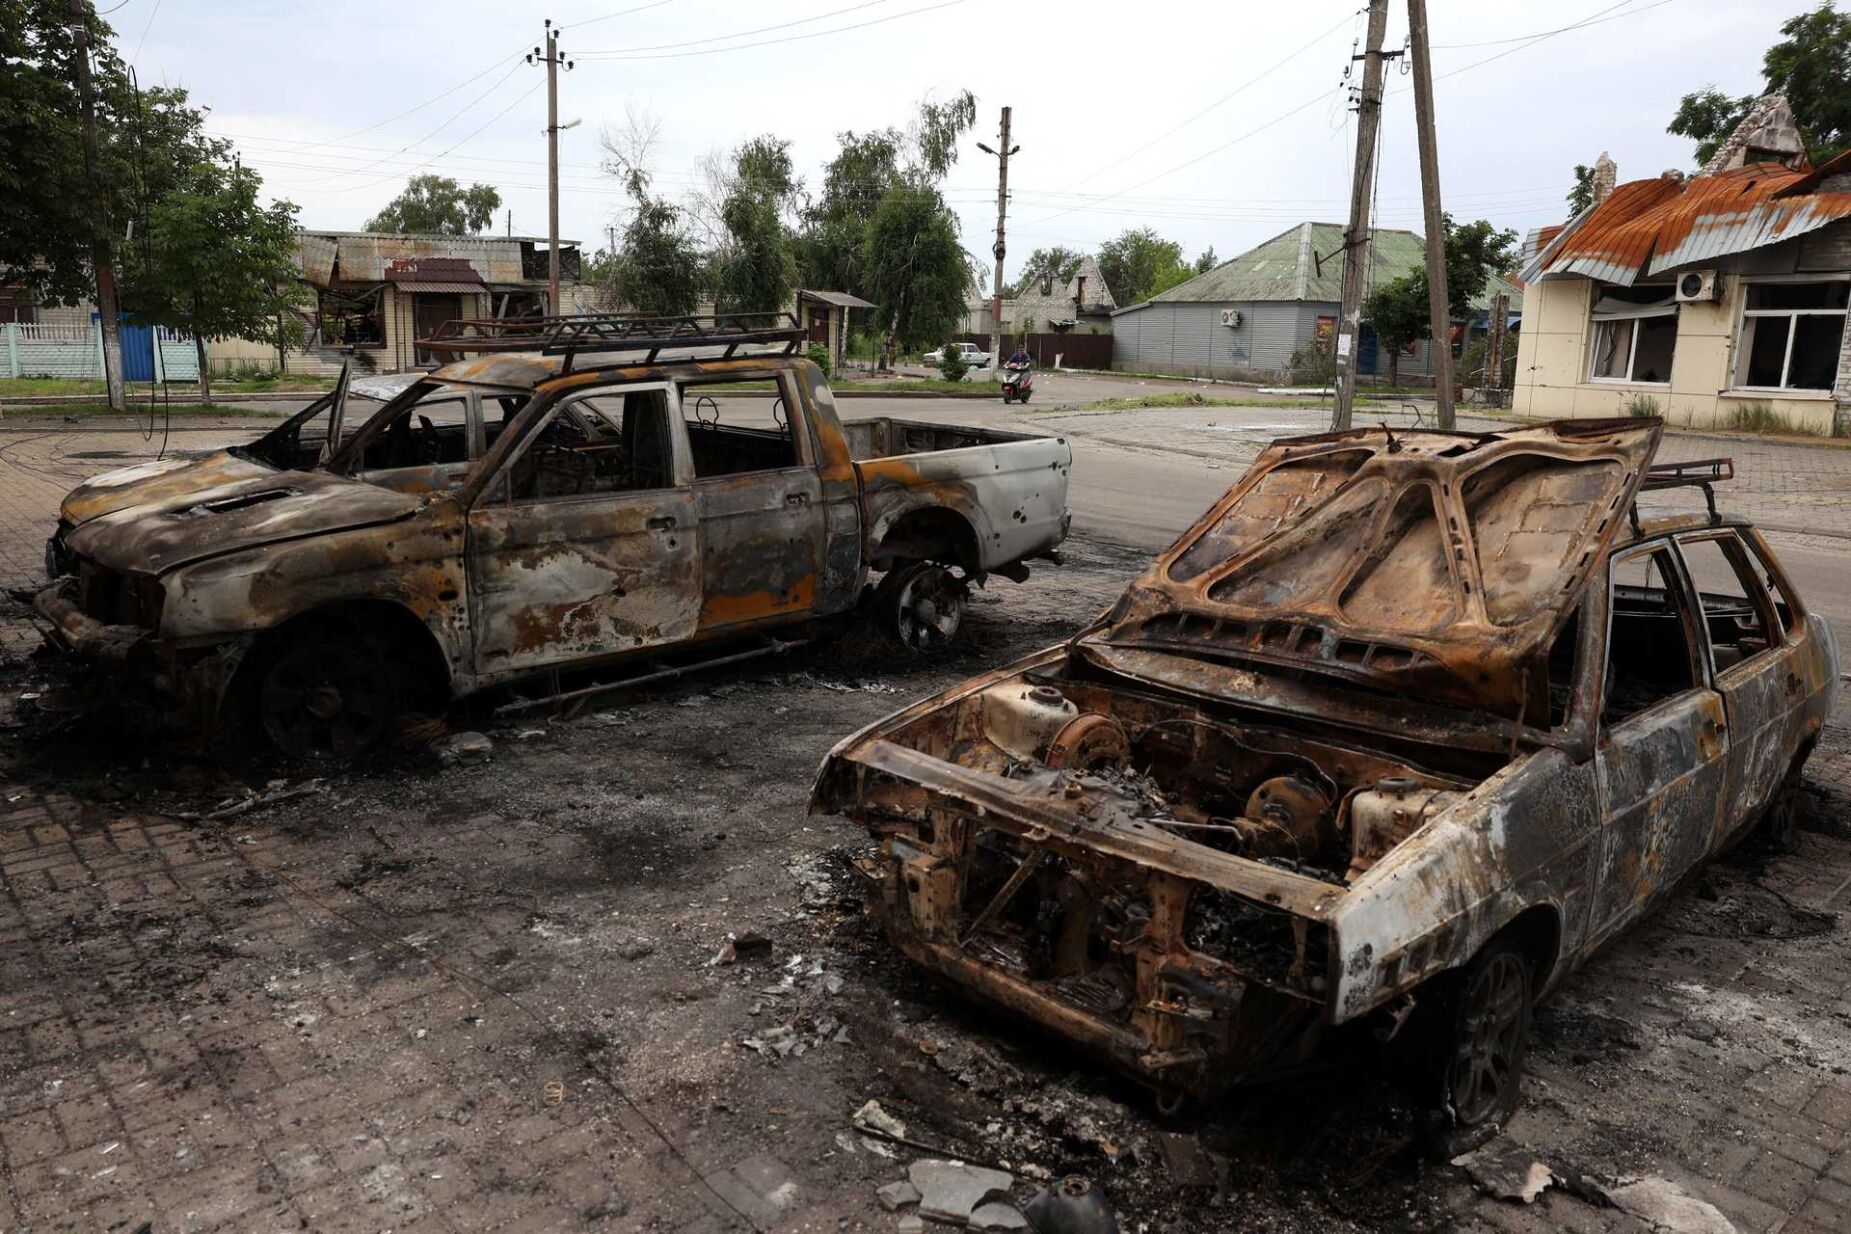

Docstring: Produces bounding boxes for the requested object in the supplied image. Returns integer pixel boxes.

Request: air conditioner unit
[1676,270,1720,302]
[1219,308,1243,327]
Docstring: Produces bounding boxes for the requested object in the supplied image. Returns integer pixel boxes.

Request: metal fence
[958,332,1114,371]
[2,323,199,381]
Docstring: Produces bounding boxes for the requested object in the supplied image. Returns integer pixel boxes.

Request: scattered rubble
[1452,1145,1555,1204]
[909,1159,1013,1225]
[876,1179,921,1212]
[434,730,493,765]
[1600,1177,1737,1234]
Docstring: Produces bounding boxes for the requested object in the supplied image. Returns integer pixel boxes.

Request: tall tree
[1097,228,1188,306]
[714,136,798,315]
[1010,247,1084,297]
[599,109,707,316]
[795,129,902,294]
[855,90,978,368]
[365,175,501,235]
[120,160,302,400]
[1360,216,1518,385]
[1669,3,1851,165]
[1193,247,1219,276]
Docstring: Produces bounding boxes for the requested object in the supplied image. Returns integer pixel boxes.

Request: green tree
[1193,246,1219,276]
[1010,247,1084,296]
[1097,228,1187,306]
[1567,164,1596,215]
[364,175,501,235]
[715,136,798,315]
[120,160,302,401]
[853,90,978,368]
[795,129,902,294]
[1433,216,1518,319]
[1669,3,1851,165]
[1361,273,1429,387]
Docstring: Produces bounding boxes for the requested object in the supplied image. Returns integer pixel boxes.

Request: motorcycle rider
[1006,344,1032,370]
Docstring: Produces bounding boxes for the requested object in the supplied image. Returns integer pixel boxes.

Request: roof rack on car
[416,311,807,371]
[1631,456,1733,531]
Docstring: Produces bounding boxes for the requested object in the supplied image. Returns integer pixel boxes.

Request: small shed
[797,289,875,372]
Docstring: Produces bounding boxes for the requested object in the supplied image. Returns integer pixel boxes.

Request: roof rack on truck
[1632,456,1733,529]
[416,311,807,371]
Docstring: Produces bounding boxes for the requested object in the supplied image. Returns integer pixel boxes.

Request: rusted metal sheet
[810,420,1839,1113]
[1527,163,1851,284]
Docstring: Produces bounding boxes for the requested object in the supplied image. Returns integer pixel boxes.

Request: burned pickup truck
[35,314,1070,758]
[813,420,1837,1138]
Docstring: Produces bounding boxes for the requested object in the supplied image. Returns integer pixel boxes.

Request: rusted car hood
[1081,420,1661,715]
[60,451,421,574]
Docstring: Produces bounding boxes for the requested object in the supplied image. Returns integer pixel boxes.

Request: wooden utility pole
[531,22,572,314]
[1330,0,1391,431]
[68,0,125,411]
[1408,0,1455,429]
[977,109,1017,380]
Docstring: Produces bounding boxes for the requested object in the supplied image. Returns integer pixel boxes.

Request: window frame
[1586,286,1678,386]
[1672,530,1786,676]
[1601,540,1708,727]
[316,286,387,351]
[677,371,811,481]
[1729,276,1850,394]
[475,381,687,507]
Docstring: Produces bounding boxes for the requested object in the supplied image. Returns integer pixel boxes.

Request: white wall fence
[2,323,200,382]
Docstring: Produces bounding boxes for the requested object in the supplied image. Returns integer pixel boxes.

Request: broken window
[1733,280,1848,391]
[1676,534,1780,672]
[680,377,802,479]
[317,287,385,349]
[1588,286,1677,383]
[495,389,676,501]
[1604,546,1698,722]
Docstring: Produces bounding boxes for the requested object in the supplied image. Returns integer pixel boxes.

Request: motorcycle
[1001,359,1034,405]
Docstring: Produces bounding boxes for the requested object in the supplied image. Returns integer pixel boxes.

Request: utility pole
[1407,0,1455,429]
[68,0,125,411]
[529,23,572,314]
[1330,0,1392,431]
[977,109,1017,382]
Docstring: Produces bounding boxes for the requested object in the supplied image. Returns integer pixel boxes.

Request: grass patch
[1718,399,1827,436]
[1059,391,1400,414]
[2,401,279,419]
[0,375,332,398]
[835,377,993,395]
[1624,393,1661,419]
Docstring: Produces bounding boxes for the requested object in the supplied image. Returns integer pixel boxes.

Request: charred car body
[813,420,1838,1134]
[35,314,1071,757]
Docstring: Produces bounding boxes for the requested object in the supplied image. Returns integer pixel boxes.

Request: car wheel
[874,562,965,652]
[1438,938,1533,1143]
[245,622,402,762]
[1760,771,1803,853]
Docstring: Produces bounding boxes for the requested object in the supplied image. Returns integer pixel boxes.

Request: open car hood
[1079,419,1662,716]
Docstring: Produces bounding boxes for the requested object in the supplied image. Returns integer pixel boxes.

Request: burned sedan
[813,420,1838,1138]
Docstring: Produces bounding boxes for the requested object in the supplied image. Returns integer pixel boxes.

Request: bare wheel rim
[1449,952,1527,1126]
[259,640,392,760]
[893,567,964,651]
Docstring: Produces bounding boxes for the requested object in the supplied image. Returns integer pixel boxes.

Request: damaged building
[1515,96,1851,434]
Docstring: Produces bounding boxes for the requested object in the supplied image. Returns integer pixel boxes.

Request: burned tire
[241,621,403,762]
[873,562,965,653]
[1428,936,1533,1148]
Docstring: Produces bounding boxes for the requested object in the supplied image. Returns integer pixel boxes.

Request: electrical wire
[248,50,531,157]
[1431,0,1650,47]
[312,80,547,196]
[572,0,962,60]
[558,0,679,32]
[574,0,901,55]
[130,0,162,60]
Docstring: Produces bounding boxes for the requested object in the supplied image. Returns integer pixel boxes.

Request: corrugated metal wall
[1111,300,1322,378]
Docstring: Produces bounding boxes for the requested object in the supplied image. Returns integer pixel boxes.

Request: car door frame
[1671,528,1804,849]
[680,369,826,632]
[461,380,702,683]
[1587,537,1730,948]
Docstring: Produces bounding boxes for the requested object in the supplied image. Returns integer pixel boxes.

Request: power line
[558,0,679,31]
[575,0,901,55]
[573,0,963,60]
[1431,0,1651,47]
[129,0,162,59]
[315,81,547,196]
[250,50,529,157]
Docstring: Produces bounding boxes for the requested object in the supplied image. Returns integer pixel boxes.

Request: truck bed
[839,417,1042,462]
[845,418,1072,576]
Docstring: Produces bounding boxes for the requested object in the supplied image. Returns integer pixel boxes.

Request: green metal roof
[1122,221,1520,316]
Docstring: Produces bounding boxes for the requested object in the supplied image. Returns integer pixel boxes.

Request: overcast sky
[117,0,1801,288]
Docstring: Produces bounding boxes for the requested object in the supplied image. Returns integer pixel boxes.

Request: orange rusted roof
[1526,160,1851,285]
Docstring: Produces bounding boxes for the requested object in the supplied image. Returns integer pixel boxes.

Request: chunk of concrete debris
[435,731,493,765]
[853,1099,907,1140]
[1157,1132,1217,1188]
[1452,1145,1555,1204]
[1601,1177,1737,1234]
[909,1159,1013,1225]
[877,1180,921,1212]
[898,1216,924,1234]
[971,1200,1029,1231]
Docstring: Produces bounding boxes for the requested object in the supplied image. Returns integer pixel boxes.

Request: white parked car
[924,342,991,370]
